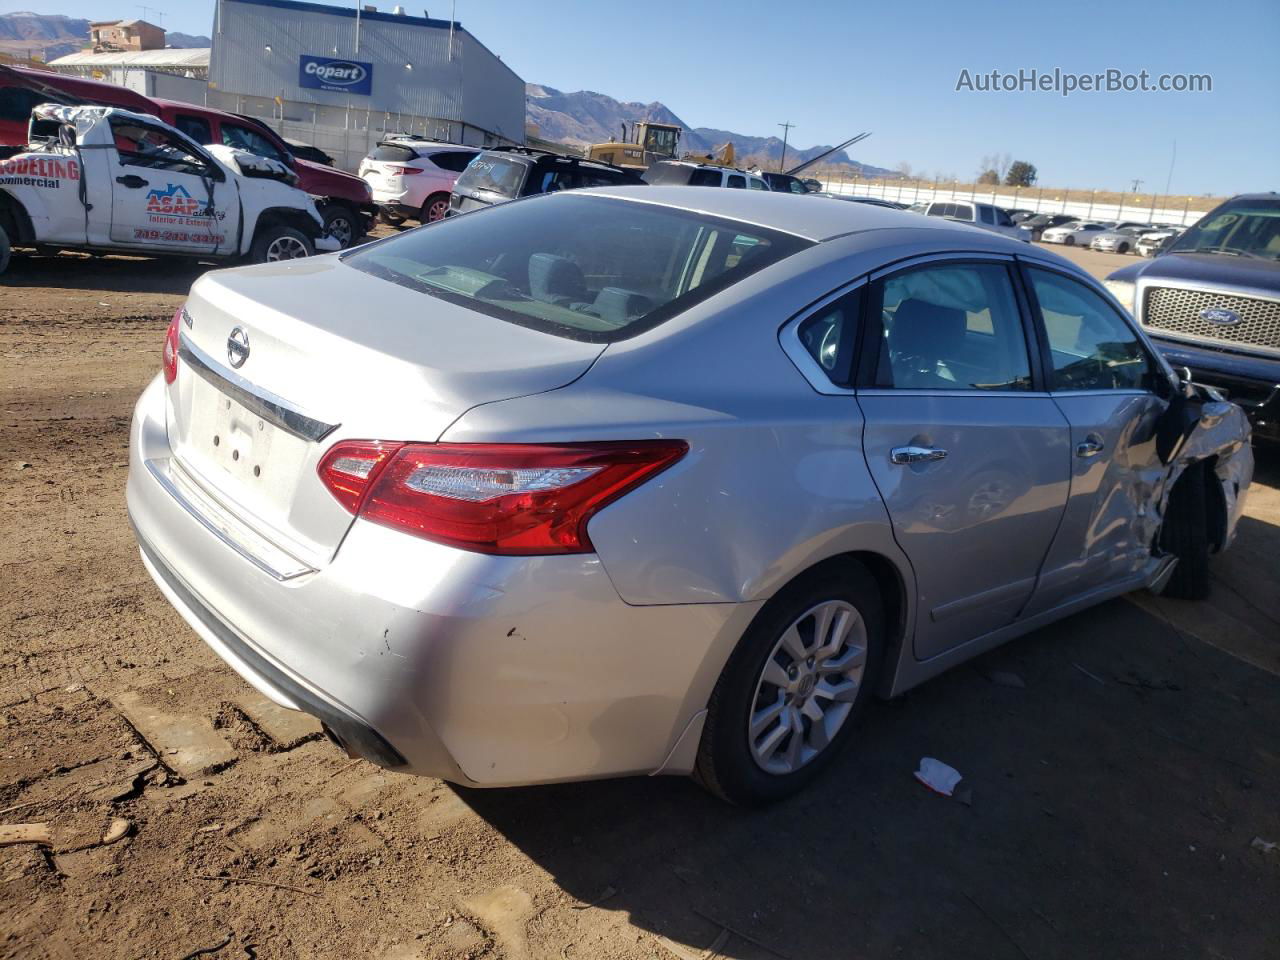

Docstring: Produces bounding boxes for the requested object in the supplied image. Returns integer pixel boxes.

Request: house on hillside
[88,19,165,53]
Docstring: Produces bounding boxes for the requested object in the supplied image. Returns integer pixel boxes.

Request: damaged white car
[0,104,339,274]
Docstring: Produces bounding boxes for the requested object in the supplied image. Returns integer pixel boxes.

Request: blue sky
[11,0,1278,195]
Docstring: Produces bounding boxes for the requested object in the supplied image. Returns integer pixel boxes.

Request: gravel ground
[1,237,1277,960]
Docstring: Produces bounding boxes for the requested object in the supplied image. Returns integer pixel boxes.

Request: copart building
[203,0,524,168]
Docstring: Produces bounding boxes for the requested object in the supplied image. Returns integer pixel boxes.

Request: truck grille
[1143,285,1280,356]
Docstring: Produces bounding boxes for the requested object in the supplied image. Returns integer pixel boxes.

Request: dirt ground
[2,239,1278,960]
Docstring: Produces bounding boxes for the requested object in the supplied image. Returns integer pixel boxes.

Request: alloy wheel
[747,600,867,775]
[327,215,354,247]
[425,197,449,222]
[265,235,310,261]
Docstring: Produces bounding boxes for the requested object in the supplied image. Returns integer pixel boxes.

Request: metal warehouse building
[206,0,524,169]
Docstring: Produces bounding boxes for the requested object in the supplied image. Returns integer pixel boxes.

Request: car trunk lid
[166,256,604,567]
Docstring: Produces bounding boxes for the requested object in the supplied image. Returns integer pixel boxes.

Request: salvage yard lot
[2,240,1278,960]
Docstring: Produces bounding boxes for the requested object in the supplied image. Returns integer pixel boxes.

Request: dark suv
[448,148,642,216]
[1106,193,1280,442]
[1022,213,1076,242]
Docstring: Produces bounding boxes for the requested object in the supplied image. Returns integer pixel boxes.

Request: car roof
[573,186,1048,248]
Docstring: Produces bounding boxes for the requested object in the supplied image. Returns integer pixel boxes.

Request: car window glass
[430,150,478,172]
[173,115,212,145]
[798,293,858,382]
[110,119,210,175]
[343,194,811,342]
[994,208,1013,226]
[454,155,527,196]
[952,204,973,220]
[534,168,577,193]
[726,174,746,189]
[221,123,286,162]
[1028,268,1152,392]
[747,177,767,190]
[0,87,63,122]
[688,169,721,186]
[872,262,1032,391]
[979,206,994,224]
[370,143,418,163]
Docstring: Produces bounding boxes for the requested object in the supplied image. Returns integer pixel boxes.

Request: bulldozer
[586,121,682,171]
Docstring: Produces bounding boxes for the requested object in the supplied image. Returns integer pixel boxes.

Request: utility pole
[1130,178,1144,193]
[777,121,795,173]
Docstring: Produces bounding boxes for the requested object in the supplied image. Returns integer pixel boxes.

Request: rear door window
[726,174,746,189]
[979,206,994,225]
[870,262,1033,390]
[688,169,721,186]
[429,150,479,172]
[173,114,212,145]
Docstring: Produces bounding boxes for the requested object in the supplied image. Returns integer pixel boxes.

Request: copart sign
[298,55,373,95]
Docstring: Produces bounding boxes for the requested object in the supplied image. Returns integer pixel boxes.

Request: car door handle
[890,445,948,465]
[1075,434,1105,458]
[115,175,149,188]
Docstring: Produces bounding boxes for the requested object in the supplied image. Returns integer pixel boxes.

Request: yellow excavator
[587,121,690,171]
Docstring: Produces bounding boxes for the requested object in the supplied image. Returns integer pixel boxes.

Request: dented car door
[105,115,234,255]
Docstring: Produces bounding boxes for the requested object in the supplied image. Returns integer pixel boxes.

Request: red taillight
[390,166,423,176]
[316,441,403,514]
[162,306,181,384]
[318,441,688,555]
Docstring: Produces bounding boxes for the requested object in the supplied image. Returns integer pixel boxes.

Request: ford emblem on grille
[226,326,250,368]
[1199,307,1242,326]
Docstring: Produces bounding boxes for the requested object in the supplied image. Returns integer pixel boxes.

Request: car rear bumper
[126,376,750,785]
[1151,337,1280,442]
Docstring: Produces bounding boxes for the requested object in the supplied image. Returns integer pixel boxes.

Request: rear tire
[249,224,314,264]
[1064,236,1075,246]
[1118,242,1130,254]
[1159,462,1211,600]
[0,225,10,276]
[694,561,884,805]
[420,192,450,223]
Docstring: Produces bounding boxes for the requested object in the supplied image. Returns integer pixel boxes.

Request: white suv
[642,160,771,190]
[925,200,1031,241]
[358,138,479,224]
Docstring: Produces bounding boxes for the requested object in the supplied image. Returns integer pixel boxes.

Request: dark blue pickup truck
[1105,193,1280,442]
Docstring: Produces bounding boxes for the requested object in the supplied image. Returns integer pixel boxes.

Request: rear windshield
[342,194,812,342]
[642,163,691,185]
[454,155,528,197]
[370,143,419,163]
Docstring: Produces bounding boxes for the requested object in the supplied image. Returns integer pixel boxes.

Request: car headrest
[528,253,587,305]
[591,287,653,327]
[889,298,967,364]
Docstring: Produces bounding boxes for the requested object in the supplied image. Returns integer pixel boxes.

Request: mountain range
[527,84,892,175]
[0,12,209,62]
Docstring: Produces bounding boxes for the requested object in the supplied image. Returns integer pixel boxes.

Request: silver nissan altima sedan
[128,187,1253,804]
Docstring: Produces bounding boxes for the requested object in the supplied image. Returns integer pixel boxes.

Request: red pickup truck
[0,65,374,246]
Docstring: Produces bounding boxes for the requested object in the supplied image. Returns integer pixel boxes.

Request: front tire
[1064,235,1075,246]
[319,204,360,248]
[249,224,314,264]
[1118,242,1130,254]
[695,561,884,805]
[1159,462,1211,600]
[0,225,10,276]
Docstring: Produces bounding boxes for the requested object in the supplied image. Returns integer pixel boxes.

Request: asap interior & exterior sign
[298,55,374,95]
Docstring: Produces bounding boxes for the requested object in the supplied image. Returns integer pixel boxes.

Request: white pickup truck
[0,104,339,274]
